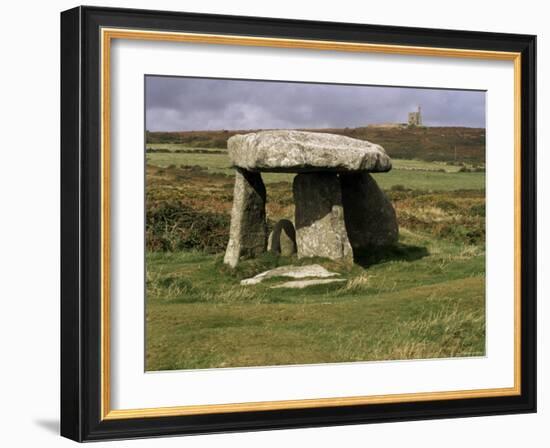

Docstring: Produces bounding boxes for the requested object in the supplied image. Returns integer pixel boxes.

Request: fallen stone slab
[240,264,339,286]
[228,130,392,173]
[271,279,346,289]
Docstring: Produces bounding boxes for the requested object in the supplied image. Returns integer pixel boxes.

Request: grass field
[145,131,486,370]
[146,230,485,370]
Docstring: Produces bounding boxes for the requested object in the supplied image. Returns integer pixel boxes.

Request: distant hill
[146,126,485,163]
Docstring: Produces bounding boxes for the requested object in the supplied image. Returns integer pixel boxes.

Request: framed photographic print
[60,6,536,442]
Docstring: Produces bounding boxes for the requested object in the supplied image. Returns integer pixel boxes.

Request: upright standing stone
[340,172,398,250]
[223,169,267,267]
[293,173,353,262]
[223,130,398,267]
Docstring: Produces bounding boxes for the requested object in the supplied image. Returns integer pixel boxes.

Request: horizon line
[145,125,487,133]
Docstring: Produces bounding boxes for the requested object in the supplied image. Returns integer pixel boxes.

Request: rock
[241,264,339,286]
[293,173,353,262]
[224,131,397,266]
[269,219,297,256]
[279,229,297,257]
[271,279,346,289]
[267,231,274,251]
[340,172,398,249]
[228,130,391,173]
[223,169,267,267]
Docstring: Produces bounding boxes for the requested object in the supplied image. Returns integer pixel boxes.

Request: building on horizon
[367,106,424,129]
[407,106,423,127]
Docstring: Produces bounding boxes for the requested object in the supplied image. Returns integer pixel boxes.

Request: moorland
[145,126,486,371]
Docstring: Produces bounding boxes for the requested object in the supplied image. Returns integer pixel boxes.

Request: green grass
[146,230,485,371]
[146,152,485,190]
[144,135,486,371]
[146,143,225,152]
[373,170,485,191]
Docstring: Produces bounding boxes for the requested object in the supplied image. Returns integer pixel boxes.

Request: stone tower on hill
[408,106,423,127]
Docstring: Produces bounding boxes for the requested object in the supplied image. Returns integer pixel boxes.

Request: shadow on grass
[354,243,429,268]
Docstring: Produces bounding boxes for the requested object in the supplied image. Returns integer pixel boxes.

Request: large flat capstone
[228,130,392,173]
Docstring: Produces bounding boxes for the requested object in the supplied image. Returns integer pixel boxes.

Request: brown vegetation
[146,126,485,163]
[146,164,484,253]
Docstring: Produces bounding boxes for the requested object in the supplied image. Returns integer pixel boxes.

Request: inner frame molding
[99,27,522,421]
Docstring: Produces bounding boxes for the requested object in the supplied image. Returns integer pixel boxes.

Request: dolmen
[223,130,398,268]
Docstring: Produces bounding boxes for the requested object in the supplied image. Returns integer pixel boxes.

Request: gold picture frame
[61,6,536,441]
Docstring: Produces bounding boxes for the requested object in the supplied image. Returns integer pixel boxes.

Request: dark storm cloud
[145,76,485,131]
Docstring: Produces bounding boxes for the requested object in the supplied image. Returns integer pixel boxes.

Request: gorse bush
[146,201,229,253]
[468,204,486,217]
[389,190,485,246]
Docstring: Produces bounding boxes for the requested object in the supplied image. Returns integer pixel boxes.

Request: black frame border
[61,6,536,442]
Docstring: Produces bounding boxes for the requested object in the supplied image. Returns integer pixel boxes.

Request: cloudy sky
[145,76,485,131]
